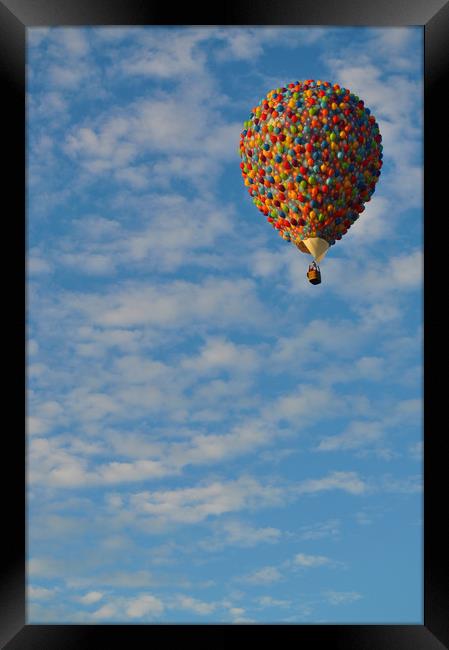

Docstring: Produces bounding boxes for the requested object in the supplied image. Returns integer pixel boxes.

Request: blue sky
[26,26,423,624]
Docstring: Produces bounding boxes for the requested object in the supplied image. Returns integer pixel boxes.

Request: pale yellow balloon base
[295,237,329,263]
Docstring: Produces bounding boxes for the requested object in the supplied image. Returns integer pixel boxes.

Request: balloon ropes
[239,80,383,285]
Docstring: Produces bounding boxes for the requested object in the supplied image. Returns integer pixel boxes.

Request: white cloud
[409,441,423,461]
[125,593,164,618]
[323,590,363,605]
[28,255,52,275]
[63,61,239,193]
[28,28,51,47]
[218,520,281,546]
[354,506,386,527]
[63,277,265,330]
[249,248,284,279]
[320,252,423,302]
[27,394,65,435]
[28,418,237,486]
[316,420,383,452]
[267,317,370,371]
[215,27,327,62]
[181,337,260,376]
[256,596,291,609]
[215,29,268,61]
[29,28,96,96]
[27,362,47,379]
[201,520,282,550]
[390,252,423,288]
[393,398,422,420]
[29,408,281,487]
[315,395,422,455]
[298,519,341,541]
[240,566,283,585]
[28,585,59,600]
[296,471,367,496]
[78,591,104,605]
[73,325,142,357]
[29,437,89,488]
[30,92,68,119]
[370,28,415,54]
[119,30,209,79]
[28,557,65,578]
[59,252,116,275]
[70,570,156,590]
[92,27,138,42]
[343,196,391,244]
[378,474,423,494]
[172,595,216,615]
[227,606,252,622]
[113,165,149,189]
[294,553,331,568]
[52,29,90,57]
[269,385,346,424]
[27,339,39,356]
[129,477,283,526]
[48,64,88,89]
[27,416,50,436]
[354,356,385,381]
[91,603,118,620]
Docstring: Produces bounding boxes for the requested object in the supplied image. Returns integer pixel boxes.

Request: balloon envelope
[239,80,383,260]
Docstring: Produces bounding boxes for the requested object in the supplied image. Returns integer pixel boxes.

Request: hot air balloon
[239,80,383,285]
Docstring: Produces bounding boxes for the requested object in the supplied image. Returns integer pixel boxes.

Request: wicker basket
[307,269,321,285]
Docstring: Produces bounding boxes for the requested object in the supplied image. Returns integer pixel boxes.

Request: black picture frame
[1,0,448,647]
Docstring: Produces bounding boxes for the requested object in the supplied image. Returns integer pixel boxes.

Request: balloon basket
[307,268,321,285]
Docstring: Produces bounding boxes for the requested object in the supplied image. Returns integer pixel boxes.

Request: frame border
[1,1,448,647]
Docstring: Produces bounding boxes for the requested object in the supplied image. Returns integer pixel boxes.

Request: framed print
[1,0,448,648]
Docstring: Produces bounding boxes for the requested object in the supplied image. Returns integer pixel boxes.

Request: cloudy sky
[26,26,423,624]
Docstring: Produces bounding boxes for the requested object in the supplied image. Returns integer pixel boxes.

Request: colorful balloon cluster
[239,80,383,248]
